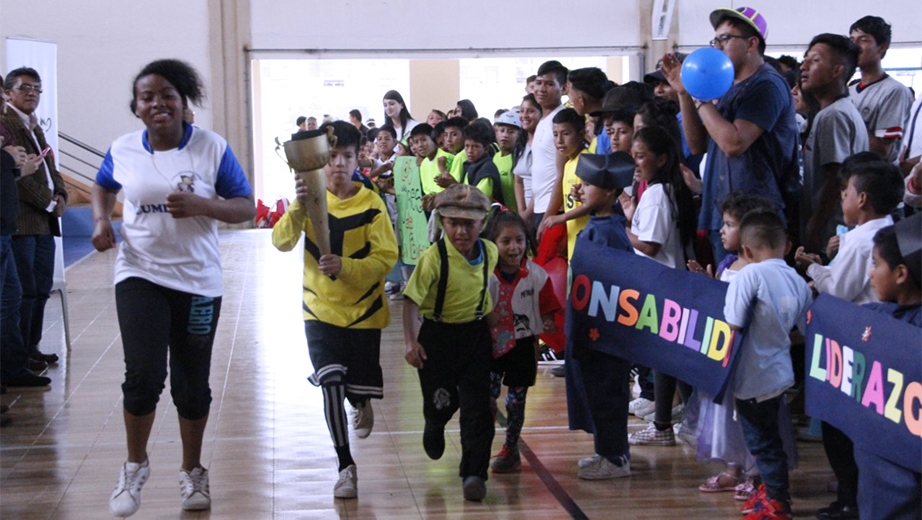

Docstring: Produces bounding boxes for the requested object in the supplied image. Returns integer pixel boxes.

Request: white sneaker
[333,464,358,498]
[578,454,601,469]
[633,399,656,419]
[351,400,374,439]
[179,467,211,511]
[109,459,150,517]
[577,456,631,480]
[628,397,654,416]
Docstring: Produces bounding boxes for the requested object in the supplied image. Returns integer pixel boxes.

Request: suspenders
[432,238,489,322]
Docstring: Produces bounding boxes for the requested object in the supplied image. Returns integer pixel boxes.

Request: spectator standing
[1,67,68,367]
[799,34,868,253]
[349,109,369,137]
[848,16,913,163]
[531,61,568,230]
[661,7,799,262]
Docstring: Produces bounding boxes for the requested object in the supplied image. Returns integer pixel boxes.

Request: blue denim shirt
[699,64,800,231]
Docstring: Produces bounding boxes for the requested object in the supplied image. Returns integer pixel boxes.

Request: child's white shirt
[806,216,893,304]
[631,183,687,269]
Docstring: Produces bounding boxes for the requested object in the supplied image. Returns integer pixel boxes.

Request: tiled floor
[1,230,836,519]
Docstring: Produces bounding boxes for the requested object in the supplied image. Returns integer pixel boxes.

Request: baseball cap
[575,152,635,190]
[709,7,768,42]
[494,110,522,129]
[435,184,491,220]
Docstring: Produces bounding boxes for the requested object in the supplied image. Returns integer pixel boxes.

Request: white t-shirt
[512,144,533,204]
[96,123,252,297]
[630,183,686,269]
[530,104,564,214]
[849,75,913,163]
[392,118,419,142]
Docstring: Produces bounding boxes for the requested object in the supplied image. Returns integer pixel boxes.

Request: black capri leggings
[116,277,222,420]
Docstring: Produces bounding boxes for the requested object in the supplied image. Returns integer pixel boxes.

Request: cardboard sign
[393,157,430,265]
[567,238,742,400]
[805,294,922,472]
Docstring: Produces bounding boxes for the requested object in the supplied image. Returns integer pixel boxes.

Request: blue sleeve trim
[95,149,122,191]
[215,144,252,199]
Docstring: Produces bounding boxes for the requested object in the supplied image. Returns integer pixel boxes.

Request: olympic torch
[277,127,337,255]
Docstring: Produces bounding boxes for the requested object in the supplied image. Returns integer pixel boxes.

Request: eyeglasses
[709,34,749,47]
[15,85,42,94]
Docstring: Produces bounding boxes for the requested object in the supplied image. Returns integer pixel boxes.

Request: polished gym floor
[0,230,836,519]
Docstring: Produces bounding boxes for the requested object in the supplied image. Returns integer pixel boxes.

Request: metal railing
[60,132,105,159]
[58,132,104,192]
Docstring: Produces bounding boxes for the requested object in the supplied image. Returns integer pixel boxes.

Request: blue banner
[805,294,922,472]
[566,238,743,400]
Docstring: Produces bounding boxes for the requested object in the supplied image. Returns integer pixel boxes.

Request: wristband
[95,216,111,223]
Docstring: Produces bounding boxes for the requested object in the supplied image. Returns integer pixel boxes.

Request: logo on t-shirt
[173,171,201,193]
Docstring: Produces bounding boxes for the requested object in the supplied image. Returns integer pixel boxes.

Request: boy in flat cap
[402,183,498,502]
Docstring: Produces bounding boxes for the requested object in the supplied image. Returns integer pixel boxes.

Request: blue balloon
[681,48,735,102]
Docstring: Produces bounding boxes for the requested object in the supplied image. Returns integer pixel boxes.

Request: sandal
[698,471,740,493]
[734,475,760,501]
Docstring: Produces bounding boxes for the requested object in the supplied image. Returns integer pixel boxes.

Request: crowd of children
[271,7,920,520]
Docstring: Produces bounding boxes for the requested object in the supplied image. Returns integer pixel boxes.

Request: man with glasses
[0,67,67,369]
[661,7,799,262]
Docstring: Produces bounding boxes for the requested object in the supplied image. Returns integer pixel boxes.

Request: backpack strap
[475,239,489,320]
[433,238,450,322]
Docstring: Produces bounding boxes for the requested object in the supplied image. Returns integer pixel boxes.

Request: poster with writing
[393,157,430,265]
[567,236,742,400]
[805,294,921,472]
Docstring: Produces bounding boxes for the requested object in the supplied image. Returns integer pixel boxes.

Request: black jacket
[461,153,504,205]
[1,149,20,235]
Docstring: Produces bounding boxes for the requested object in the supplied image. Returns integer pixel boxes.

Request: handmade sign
[566,237,742,400]
[805,294,922,472]
[393,157,430,265]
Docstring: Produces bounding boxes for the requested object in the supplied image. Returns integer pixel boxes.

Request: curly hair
[130,59,205,114]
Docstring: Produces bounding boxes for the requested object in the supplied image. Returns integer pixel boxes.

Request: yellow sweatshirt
[272,184,399,328]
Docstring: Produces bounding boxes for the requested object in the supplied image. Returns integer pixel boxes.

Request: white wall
[678,0,922,50]
[0,0,214,158]
[249,0,643,54]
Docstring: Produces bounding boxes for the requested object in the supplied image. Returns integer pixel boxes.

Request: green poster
[393,157,430,265]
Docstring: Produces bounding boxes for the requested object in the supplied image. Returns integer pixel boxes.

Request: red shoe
[491,444,521,473]
[740,484,766,515]
[743,498,791,520]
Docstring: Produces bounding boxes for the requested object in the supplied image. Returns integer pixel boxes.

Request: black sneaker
[4,372,51,387]
[29,358,48,373]
[537,345,562,364]
[32,351,59,364]
[816,501,859,519]
[462,476,486,501]
[423,421,445,460]
[550,364,566,377]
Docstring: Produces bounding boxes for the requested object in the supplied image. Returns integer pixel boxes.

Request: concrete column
[639,0,681,77]
[408,59,460,122]
[209,0,254,227]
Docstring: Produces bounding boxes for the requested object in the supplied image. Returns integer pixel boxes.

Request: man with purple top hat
[661,7,799,262]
